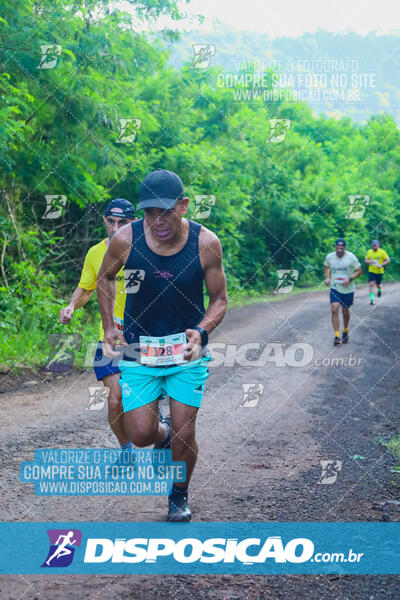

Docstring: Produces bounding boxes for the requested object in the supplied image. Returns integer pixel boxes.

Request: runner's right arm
[323,265,330,286]
[59,287,94,324]
[97,225,132,356]
[59,245,98,324]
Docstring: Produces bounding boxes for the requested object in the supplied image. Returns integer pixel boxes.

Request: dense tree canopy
[1,1,399,366]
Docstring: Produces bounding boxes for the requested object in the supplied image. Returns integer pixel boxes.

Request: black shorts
[368,272,383,284]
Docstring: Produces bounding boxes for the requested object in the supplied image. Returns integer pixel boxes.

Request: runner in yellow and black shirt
[59,199,135,449]
[365,240,390,305]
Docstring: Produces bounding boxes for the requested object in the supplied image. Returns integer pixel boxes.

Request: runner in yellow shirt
[59,199,135,449]
[365,240,390,305]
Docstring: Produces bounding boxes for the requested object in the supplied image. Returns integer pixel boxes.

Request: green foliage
[1,2,400,368]
[380,434,400,461]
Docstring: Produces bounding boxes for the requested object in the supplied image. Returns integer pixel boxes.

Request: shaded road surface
[1,283,399,598]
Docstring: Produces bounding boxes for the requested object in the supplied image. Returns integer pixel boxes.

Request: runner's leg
[377,274,382,296]
[369,273,376,303]
[102,373,130,446]
[169,398,198,487]
[331,302,340,333]
[342,305,350,329]
[123,397,168,447]
[369,279,375,294]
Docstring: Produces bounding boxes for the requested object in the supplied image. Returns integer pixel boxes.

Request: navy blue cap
[104,198,135,219]
[335,238,346,246]
[138,169,185,210]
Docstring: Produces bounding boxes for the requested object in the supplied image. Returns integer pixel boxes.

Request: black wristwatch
[349,276,353,282]
[193,326,208,347]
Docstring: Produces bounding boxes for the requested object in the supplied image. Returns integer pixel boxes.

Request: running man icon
[46,532,76,566]
[124,269,145,294]
[275,270,299,293]
[42,529,82,568]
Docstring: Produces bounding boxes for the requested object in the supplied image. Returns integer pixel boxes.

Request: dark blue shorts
[368,272,382,284]
[330,289,354,308]
[93,341,121,381]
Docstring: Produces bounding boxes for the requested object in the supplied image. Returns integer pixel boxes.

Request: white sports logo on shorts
[122,382,132,396]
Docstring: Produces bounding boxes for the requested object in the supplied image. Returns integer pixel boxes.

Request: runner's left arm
[342,256,362,287]
[381,252,390,267]
[343,261,362,286]
[185,231,228,360]
[352,266,362,279]
[199,231,228,333]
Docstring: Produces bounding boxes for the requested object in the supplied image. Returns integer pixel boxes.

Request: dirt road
[1,284,399,598]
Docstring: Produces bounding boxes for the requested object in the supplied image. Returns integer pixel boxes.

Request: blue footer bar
[0,522,399,574]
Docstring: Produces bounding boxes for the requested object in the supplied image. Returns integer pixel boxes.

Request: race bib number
[334,275,346,282]
[370,260,379,266]
[139,332,187,366]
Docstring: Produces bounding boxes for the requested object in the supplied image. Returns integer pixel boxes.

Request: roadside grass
[0,303,99,371]
[228,283,324,308]
[378,434,400,487]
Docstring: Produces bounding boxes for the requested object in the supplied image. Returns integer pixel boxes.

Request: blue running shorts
[93,341,121,381]
[329,289,354,308]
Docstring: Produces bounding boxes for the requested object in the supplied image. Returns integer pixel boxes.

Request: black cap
[138,169,185,210]
[335,238,346,246]
[104,198,135,219]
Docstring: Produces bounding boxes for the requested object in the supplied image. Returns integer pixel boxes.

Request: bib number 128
[139,332,187,365]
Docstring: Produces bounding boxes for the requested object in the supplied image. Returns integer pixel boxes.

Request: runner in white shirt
[324,238,362,346]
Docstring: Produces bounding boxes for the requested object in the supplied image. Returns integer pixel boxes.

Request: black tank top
[123,218,205,361]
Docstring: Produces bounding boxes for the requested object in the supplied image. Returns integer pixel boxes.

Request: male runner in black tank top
[97,169,228,521]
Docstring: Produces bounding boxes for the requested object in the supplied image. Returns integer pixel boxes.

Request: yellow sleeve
[78,248,98,290]
[365,250,372,260]
[381,249,389,261]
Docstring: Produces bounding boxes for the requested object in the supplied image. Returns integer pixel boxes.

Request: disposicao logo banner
[0,522,399,574]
